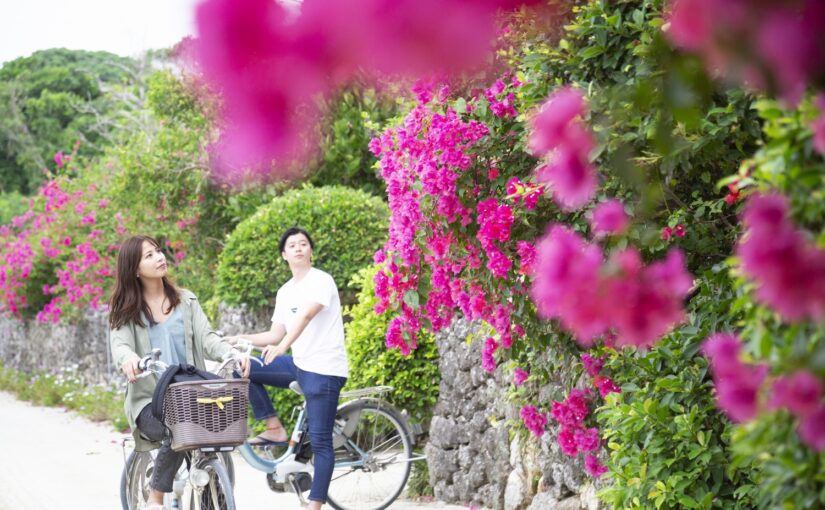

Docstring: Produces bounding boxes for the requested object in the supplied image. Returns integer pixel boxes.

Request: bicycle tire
[326,401,413,510]
[121,450,156,510]
[121,450,235,510]
[189,457,236,510]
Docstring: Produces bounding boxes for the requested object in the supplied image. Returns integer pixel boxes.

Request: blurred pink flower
[737,193,825,322]
[581,353,604,377]
[513,367,529,386]
[584,454,608,478]
[798,405,825,452]
[770,370,823,418]
[667,0,825,105]
[590,199,629,235]
[703,333,767,423]
[528,88,586,156]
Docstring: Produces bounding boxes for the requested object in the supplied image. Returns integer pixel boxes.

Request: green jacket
[110,289,231,451]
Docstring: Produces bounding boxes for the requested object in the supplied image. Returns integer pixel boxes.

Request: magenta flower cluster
[0,178,112,323]
[371,79,535,364]
[528,87,598,211]
[546,353,619,478]
[667,0,825,105]
[736,193,825,323]
[193,0,546,176]
[531,224,692,348]
[520,404,548,438]
[703,333,825,451]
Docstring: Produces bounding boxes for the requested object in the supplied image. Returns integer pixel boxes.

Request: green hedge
[216,185,389,309]
[343,265,440,426]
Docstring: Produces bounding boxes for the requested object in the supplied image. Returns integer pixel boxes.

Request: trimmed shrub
[217,185,389,309]
[344,265,440,426]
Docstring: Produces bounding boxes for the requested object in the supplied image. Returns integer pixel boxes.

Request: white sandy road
[0,391,467,510]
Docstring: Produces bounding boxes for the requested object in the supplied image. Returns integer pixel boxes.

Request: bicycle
[123,341,422,510]
[121,346,248,510]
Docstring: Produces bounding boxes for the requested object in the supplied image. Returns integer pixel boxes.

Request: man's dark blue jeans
[246,355,346,504]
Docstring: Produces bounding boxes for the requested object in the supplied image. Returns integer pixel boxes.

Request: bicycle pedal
[266,473,286,493]
[288,472,312,493]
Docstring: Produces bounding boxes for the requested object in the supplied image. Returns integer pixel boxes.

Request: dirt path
[0,391,466,510]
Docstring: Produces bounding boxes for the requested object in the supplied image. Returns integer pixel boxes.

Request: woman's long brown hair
[108,235,181,330]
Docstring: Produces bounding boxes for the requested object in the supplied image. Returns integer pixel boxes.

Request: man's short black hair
[279,227,315,253]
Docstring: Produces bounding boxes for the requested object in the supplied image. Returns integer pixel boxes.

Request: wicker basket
[162,378,249,452]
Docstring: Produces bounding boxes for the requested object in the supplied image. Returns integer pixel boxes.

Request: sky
[0,0,203,65]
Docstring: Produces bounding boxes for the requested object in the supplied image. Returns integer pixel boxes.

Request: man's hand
[121,356,142,382]
[262,343,287,365]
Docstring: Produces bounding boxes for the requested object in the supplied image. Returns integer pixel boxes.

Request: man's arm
[262,303,323,364]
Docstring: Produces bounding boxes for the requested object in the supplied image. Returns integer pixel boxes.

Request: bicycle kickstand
[287,474,308,506]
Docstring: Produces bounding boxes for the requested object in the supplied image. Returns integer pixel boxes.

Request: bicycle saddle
[289,381,304,395]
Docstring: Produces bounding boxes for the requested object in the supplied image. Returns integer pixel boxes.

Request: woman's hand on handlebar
[237,355,251,378]
[121,356,142,383]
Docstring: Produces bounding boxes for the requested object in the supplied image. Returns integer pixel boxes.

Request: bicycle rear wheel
[189,457,236,510]
[326,401,413,510]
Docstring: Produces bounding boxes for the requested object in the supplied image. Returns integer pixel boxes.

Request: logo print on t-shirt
[290,307,297,314]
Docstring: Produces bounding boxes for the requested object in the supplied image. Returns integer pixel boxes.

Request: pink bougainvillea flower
[666,0,825,105]
[737,193,825,322]
[557,426,578,456]
[520,405,548,438]
[593,375,621,398]
[605,248,692,348]
[54,151,65,169]
[798,404,825,452]
[661,226,673,241]
[581,353,604,377]
[590,199,629,236]
[532,225,691,347]
[528,87,586,156]
[584,454,608,478]
[703,332,767,423]
[513,367,529,386]
[482,337,499,373]
[194,0,547,180]
[574,427,600,452]
[530,225,607,344]
[702,333,744,378]
[769,370,823,418]
[534,137,598,211]
[529,87,598,211]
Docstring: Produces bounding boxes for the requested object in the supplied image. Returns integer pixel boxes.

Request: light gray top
[147,306,186,366]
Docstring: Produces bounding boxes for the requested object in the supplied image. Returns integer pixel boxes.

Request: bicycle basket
[163,378,249,452]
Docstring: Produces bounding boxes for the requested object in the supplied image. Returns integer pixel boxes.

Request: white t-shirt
[271,267,349,378]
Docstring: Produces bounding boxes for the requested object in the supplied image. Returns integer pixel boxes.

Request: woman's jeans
[246,355,347,503]
[136,404,184,493]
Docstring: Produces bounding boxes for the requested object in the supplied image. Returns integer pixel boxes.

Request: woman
[227,227,348,510]
[110,235,245,510]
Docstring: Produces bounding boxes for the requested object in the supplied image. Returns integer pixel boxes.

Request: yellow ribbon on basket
[196,396,234,410]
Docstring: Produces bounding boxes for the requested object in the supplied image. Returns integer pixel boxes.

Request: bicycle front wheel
[326,401,413,510]
[189,457,236,510]
[121,450,155,510]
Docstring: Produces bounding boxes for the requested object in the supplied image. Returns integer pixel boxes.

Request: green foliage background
[344,265,440,425]
[216,185,389,310]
